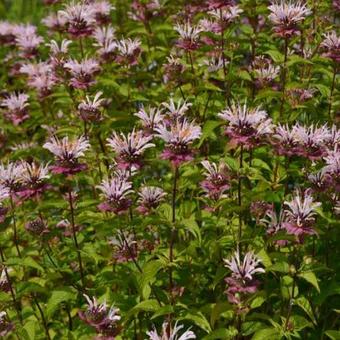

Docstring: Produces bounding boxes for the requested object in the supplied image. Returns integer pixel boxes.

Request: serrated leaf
[179,312,212,333]
[295,296,316,325]
[46,289,77,318]
[298,271,320,293]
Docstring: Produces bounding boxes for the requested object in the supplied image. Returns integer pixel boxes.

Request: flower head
[0,162,24,192]
[200,160,230,200]
[147,321,196,340]
[321,31,340,63]
[78,91,105,122]
[174,22,203,51]
[155,119,202,166]
[250,56,280,88]
[42,12,67,32]
[107,129,155,169]
[113,38,142,66]
[97,177,133,214]
[162,99,192,123]
[137,186,166,214]
[43,135,90,175]
[283,189,320,237]
[0,311,14,337]
[134,106,164,134]
[268,1,311,37]
[79,294,121,337]
[58,2,96,38]
[14,24,43,58]
[93,25,116,61]
[1,93,29,125]
[224,250,265,304]
[218,102,273,148]
[64,58,100,89]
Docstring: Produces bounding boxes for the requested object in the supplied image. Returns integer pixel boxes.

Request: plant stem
[284,275,296,331]
[33,296,51,340]
[238,146,243,243]
[328,65,337,119]
[79,38,84,59]
[68,190,85,289]
[169,166,179,305]
[279,36,289,119]
[10,196,21,257]
[119,229,162,306]
[0,246,22,324]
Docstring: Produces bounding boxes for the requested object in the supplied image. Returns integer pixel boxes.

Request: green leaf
[203,327,238,339]
[252,328,280,340]
[23,320,36,340]
[210,302,232,328]
[295,297,316,325]
[46,289,77,318]
[179,312,212,333]
[151,305,174,320]
[139,260,163,300]
[127,299,160,319]
[6,257,44,272]
[325,330,340,340]
[268,262,289,273]
[298,271,320,293]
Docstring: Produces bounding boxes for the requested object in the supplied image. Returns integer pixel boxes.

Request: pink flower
[43,135,90,175]
[0,311,14,337]
[163,55,185,83]
[58,2,96,38]
[321,31,340,63]
[136,186,166,214]
[147,321,196,340]
[25,218,49,236]
[20,62,58,98]
[0,267,12,292]
[0,162,24,193]
[109,232,138,263]
[64,58,100,89]
[283,189,320,237]
[134,106,164,134]
[200,160,230,200]
[0,21,17,45]
[93,25,116,61]
[268,1,311,38]
[155,119,202,167]
[261,209,289,246]
[207,5,243,31]
[0,185,9,223]
[14,24,43,58]
[162,99,192,123]
[78,91,105,122]
[97,177,133,214]
[113,38,142,66]
[107,129,155,170]
[218,102,273,148]
[1,93,29,125]
[47,39,72,68]
[224,250,265,305]
[42,12,67,33]
[129,0,161,23]
[250,56,280,89]
[174,22,203,51]
[17,161,50,200]
[271,124,299,156]
[79,294,121,338]
[90,0,114,24]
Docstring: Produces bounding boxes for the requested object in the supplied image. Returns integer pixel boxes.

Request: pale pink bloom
[271,124,299,156]
[224,250,265,281]
[64,58,100,89]
[174,22,203,50]
[78,91,105,122]
[321,31,340,62]
[251,56,280,88]
[147,321,196,340]
[261,210,289,246]
[287,88,316,107]
[0,185,9,202]
[134,106,164,133]
[137,186,166,214]
[308,168,332,192]
[0,267,12,292]
[93,25,116,60]
[203,56,225,72]
[224,250,265,305]
[58,2,96,37]
[326,125,340,150]
[79,294,121,337]
[162,99,192,122]
[0,21,17,45]
[97,177,133,214]
[208,5,243,30]
[90,0,114,24]
[268,1,311,37]
[293,124,331,160]
[42,12,67,32]
[25,218,49,236]
[0,311,14,337]
[113,38,142,66]
[198,18,220,33]
[218,102,273,148]
[206,0,235,10]
[10,141,36,151]
[163,55,185,83]
[323,148,340,190]
[1,93,29,125]
[200,160,230,200]
[47,39,72,68]
[284,189,320,237]
[14,24,43,58]
[0,162,24,192]
[107,129,155,169]
[18,162,50,200]
[155,119,201,166]
[109,232,138,263]
[129,0,161,23]
[43,135,90,175]
[20,61,57,97]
